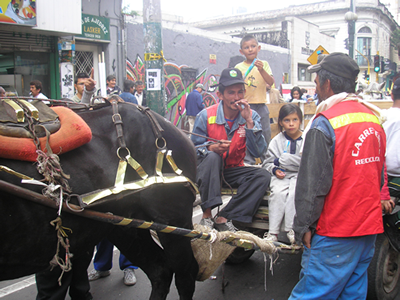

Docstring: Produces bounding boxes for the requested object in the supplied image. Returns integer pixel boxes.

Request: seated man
[191,67,271,232]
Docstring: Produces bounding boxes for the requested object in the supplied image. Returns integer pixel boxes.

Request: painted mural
[126,55,220,128]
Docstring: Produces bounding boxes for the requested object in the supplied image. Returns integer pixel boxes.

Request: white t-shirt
[135,92,143,106]
[383,107,400,176]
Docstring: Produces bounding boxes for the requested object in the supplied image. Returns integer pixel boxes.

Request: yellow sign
[307,45,329,65]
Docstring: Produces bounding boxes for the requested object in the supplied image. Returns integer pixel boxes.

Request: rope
[49,217,73,285]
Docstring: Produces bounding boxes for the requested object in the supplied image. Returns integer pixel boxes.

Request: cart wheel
[225,247,255,264]
[367,234,400,300]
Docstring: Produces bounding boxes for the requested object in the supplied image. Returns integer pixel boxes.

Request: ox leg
[109,228,174,300]
[35,248,93,300]
[158,233,198,300]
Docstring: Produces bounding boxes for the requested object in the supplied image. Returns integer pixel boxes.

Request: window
[298,64,312,81]
[356,27,372,66]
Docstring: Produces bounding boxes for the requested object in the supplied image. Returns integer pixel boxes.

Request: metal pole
[143,0,166,116]
[348,0,356,59]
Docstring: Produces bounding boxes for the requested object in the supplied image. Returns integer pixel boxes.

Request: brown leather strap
[111,101,127,149]
[136,105,164,140]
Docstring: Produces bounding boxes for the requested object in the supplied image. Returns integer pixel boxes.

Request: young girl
[263,103,304,244]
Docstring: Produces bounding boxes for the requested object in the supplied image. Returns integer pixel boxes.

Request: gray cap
[195,83,205,91]
[308,52,359,80]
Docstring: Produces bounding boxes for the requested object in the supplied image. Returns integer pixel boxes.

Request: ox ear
[379,82,386,91]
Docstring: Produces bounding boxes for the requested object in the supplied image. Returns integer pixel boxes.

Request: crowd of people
[190,34,398,300]
[2,33,400,300]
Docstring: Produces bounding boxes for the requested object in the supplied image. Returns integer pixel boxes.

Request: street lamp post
[345,0,358,59]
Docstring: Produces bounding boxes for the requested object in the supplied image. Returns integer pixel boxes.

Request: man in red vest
[289,53,386,299]
[191,67,270,232]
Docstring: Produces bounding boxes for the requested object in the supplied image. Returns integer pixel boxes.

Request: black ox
[0,102,199,299]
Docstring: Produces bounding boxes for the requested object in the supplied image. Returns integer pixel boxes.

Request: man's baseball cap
[211,68,245,88]
[308,52,359,80]
[392,78,400,97]
[195,83,205,90]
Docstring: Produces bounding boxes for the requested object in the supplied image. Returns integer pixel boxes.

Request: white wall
[35,0,81,35]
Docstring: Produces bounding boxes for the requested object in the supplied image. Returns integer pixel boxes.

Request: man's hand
[208,140,231,156]
[85,67,97,92]
[302,230,312,249]
[382,199,395,215]
[275,169,285,179]
[235,99,254,128]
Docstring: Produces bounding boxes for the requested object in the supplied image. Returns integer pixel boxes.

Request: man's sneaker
[214,219,238,233]
[88,269,111,281]
[199,217,214,230]
[263,232,278,242]
[123,268,137,286]
[287,229,296,244]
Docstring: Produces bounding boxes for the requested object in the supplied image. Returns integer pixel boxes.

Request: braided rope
[49,217,73,286]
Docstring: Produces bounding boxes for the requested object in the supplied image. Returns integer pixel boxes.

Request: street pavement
[0,248,302,300]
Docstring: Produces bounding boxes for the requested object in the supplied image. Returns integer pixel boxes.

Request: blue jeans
[93,239,137,271]
[289,234,376,300]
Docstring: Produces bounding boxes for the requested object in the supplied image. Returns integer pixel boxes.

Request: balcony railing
[355,54,372,67]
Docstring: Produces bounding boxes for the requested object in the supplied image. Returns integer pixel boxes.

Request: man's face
[0,90,5,97]
[218,83,245,113]
[136,85,144,94]
[314,75,329,102]
[30,85,40,97]
[107,78,116,88]
[239,39,261,61]
[75,78,86,95]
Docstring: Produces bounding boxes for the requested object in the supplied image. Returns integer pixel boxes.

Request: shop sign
[0,0,36,26]
[77,13,110,42]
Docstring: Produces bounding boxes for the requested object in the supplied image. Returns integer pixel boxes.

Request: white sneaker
[287,229,296,244]
[263,232,278,242]
[123,268,137,286]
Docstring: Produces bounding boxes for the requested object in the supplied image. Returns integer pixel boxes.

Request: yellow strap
[115,160,127,187]
[126,154,148,179]
[3,99,24,122]
[329,112,380,130]
[165,150,182,175]
[18,100,39,121]
[0,165,33,180]
[156,150,165,178]
[82,175,198,205]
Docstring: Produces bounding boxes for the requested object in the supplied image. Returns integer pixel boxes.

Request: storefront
[0,0,81,99]
[74,13,111,91]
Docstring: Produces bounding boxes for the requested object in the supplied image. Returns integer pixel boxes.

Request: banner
[0,0,36,25]
[77,13,110,42]
[60,62,74,99]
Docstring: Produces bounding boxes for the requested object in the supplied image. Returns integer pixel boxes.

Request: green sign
[78,14,110,42]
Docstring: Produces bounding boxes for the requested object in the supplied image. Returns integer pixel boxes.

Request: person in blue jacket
[119,80,138,104]
[185,83,205,132]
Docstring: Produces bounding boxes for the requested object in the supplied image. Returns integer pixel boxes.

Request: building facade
[190,0,400,90]
[0,0,124,99]
[125,15,290,125]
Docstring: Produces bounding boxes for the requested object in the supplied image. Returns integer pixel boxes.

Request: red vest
[206,104,247,169]
[316,101,385,237]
